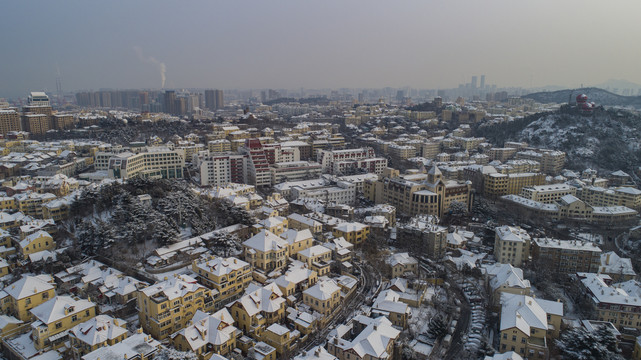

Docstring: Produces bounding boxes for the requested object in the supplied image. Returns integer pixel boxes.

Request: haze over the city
[2,0,641,97]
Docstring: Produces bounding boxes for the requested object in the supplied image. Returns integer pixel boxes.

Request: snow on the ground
[410,339,433,356]
[575,232,603,244]
[148,264,194,281]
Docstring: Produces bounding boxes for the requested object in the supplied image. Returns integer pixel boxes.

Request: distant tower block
[480,75,485,89]
[471,76,478,89]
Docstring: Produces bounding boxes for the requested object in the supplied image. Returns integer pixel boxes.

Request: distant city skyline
[2,1,641,98]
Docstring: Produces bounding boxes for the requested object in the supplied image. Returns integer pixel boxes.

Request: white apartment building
[270,161,322,184]
[520,184,577,204]
[291,181,356,205]
[195,152,248,186]
[317,147,387,175]
[105,147,185,180]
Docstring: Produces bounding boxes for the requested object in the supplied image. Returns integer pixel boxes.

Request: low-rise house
[281,228,314,256]
[137,274,216,340]
[2,275,56,321]
[332,222,369,245]
[294,345,338,360]
[385,252,418,278]
[253,216,288,236]
[498,294,563,359]
[192,256,252,307]
[372,289,411,328]
[229,283,287,338]
[251,341,277,360]
[274,262,318,299]
[16,230,54,260]
[288,213,323,234]
[599,251,636,282]
[327,315,401,360]
[297,245,332,276]
[262,323,300,357]
[483,263,532,310]
[30,295,97,350]
[81,332,161,360]
[171,308,239,358]
[69,315,128,359]
[303,279,341,323]
[243,230,289,274]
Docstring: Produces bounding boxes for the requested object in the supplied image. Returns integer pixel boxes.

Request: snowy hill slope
[523,87,641,108]
[474,107,641,174]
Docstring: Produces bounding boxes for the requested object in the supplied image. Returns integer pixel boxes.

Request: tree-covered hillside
[68,178,253,256]
[474,106,641,174]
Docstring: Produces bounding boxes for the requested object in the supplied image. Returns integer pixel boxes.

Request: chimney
[606,253,611,265]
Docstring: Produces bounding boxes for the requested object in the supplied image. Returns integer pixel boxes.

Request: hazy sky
[2,0,641,97]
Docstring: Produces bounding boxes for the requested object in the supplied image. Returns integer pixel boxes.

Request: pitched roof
[243,230,288,252]
[5,275,54,300]
[30,296,95,324]
[69,315,127,346]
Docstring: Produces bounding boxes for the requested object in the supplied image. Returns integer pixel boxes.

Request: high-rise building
[204,89,224,110]
[163,90,176,115]
[28,92,50,107]
[471,76,478,89]
[480,75,486,89]
[0,109,22,135]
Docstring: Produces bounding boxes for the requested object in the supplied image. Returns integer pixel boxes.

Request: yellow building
[287,213,323,234]
[484,172,546,198]
[332,222,369,245]
[274,264,318,298]
[0,258,8,277]
[483,263,532,310]
[15,192,56,217]
[30,295,97,350]
[520,184,577,204]
[0,197,17,212]
[42,199,71,221]
[386,252,418,278]
[229,283,286,338]
[208,139,232,153]
[69,315,128,359]
[280,228,314,256]
[242,230,289,273]
[137,274,215,340]
[326,316,400,360]
[580,185,641,211]
[262,323,300,357]
[81,332,161,360]
[0,110,21,135]
[498,294,563,359]
[192,256,252,308]
[297,245,332,276]
[372,290,410,328]
[375,166,473,218]
[2,275,56,321]
[494,225,531,267]
[303,279,341,319]
[171,308,239,358]
[16,230,55,259]
[579,273,641,336]
[253,216,288,236]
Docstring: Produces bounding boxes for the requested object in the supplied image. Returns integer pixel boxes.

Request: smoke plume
[133,46,166,88]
